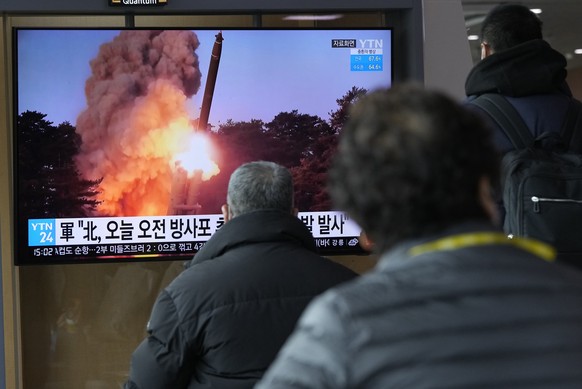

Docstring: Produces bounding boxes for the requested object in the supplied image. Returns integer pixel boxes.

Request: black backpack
[470,93,582,268]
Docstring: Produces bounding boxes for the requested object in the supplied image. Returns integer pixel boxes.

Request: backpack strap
[560,98,582,153]
[469,93,533,149]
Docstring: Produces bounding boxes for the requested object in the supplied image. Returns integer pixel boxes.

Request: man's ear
[479,176,500,226]
[359,230,375,252]
[221,204,230,222]
[481,42,493,60]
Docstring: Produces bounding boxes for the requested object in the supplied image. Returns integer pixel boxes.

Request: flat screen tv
[13,27,392,265]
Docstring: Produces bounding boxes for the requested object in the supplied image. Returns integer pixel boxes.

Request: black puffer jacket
[465,39,574,152]
[125,210,357,389]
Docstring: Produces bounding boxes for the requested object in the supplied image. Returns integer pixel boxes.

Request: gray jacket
[257,222,582,389]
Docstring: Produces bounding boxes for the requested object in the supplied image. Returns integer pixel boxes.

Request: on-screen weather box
[331,38,384,72]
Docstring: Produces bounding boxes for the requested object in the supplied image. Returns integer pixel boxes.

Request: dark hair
[329,84,500,253]
[227,161,293,218]
[481,4,543,52]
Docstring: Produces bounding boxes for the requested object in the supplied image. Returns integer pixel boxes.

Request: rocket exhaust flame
[168,131,220,215]
[173,133,220,180]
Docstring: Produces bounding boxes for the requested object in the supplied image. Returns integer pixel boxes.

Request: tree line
[16,86,367,220]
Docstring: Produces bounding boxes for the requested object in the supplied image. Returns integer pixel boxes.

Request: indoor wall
[567,67,582,100]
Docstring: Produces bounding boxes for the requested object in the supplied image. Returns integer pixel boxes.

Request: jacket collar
[376,221,500,268]
[465,39,570,97]
[185,209,316,268]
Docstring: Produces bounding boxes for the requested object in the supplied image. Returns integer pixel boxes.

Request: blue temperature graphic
[350,55,383,72]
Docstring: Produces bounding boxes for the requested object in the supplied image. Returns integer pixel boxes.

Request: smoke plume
[75,30,203,216]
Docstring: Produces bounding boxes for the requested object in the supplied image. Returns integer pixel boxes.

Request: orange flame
[173,133,220,180]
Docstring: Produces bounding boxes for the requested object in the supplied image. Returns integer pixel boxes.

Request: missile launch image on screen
[168,31,223,215]
[16,27,392,220]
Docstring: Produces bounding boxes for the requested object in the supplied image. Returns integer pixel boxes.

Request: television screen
[14,27,392,265]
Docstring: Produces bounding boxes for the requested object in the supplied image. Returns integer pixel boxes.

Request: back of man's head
[329,84,500,253]
[481,4,543,52]
[226,161,294,219]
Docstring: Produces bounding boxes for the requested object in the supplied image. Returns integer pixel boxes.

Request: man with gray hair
[125,161,356,389]
[222,160,295,222]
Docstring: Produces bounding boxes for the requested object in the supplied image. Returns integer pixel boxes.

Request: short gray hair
[227,161,294,218]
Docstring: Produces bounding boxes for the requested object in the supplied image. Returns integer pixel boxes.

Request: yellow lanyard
[407,232,556,262]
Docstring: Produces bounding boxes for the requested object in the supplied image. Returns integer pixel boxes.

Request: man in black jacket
[465,4,572,152]
[465,3,578,153]
[465,4,582,268]
[124,161,357,389]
